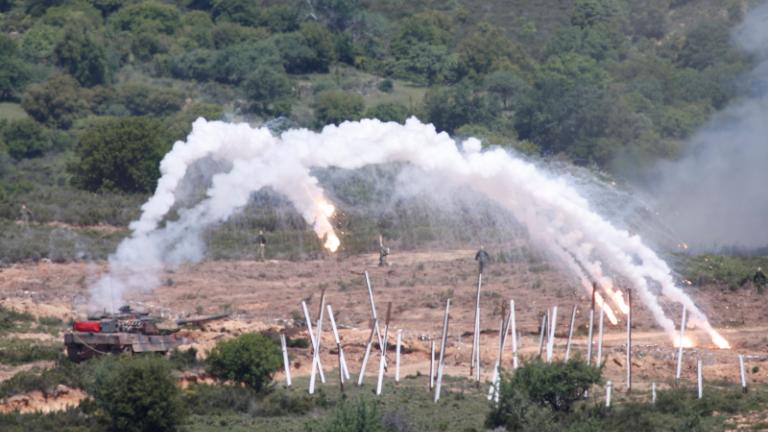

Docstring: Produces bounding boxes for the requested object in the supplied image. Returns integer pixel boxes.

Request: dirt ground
[1,248,767,408]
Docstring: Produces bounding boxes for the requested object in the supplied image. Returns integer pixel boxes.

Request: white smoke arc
[90,118,728,348]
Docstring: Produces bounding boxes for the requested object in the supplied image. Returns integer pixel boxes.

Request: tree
[485,70,530,110]
[313,90,365,126]
[211,40,282,85]
[211,0,260,26]
[54,26,109,87]
[571,0,625,28]
[0,35,30,101]
[677,19,732,70]
[21,74,88,129]
[273,33,322,74]
[242,65,293,114]
[1,119,51,160]
[87,356,183,432]
[206,332,281,392]
[261,3,301,32]
[365,102,410,123]
[457,23,532,76]
[71,116,169,193]
[424,81,498,133]
[117,84,185,116]
[109,1,181,34]
[487,359,601,431]
[300,22,337,72]
[316,0,360,31]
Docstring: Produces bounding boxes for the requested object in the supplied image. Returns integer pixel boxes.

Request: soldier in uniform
[754,267,767,294]
[475,246,490,274]
[19,203,32,225]
[378,235,389,267]
[258,230,267,261]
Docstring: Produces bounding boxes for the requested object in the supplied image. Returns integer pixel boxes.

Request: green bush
[117,84,185,116]
[1,119,51,160]
[87,356,183,432]
[487,359,601,430]
[206,332,281,392]
[0,305,35,333]
[70,116,169,193]
[305,398,384,432]
[0,339,61,365]
[243,65,293,114]
[21,74,88,129]
[313,90,365,126]
[0,358,87,398]
[365,102,410,123]
[54,26,109,87]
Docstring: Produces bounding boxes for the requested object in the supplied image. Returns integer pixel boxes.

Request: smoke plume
[648,2,768,252]
[90,118,729,348]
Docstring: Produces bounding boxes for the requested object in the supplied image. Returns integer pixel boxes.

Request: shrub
[0,339,61,365]
[242,65,293,114]
[54,26,109,87]
[70,116,169,193]
[306,398,384,432]
[117,84,185,116]
[87,356,183,432]
[206,332,281,392]
[21,74,88,129]
[0,305,35,333]
[1,119,51,160]
[488,359,601,430]
[313,90,365,126]
[365,102,410,123]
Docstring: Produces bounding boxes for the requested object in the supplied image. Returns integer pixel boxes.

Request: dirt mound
[0,385,86,414]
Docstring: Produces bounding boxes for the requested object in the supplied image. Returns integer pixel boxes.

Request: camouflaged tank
[64,305,227,362]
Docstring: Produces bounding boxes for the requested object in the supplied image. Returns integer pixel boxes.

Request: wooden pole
[280,333,291,387]
[565,304,577,361]
[537,313,547,358]
[587,283,596,365]
[739,354,747,393]
[434,298,451,403]
[675,305,687,384]
[510,300,518,369]
[596,302,605,366]
[357,319,377,386]
[327,304,350,380]
[471,274,482,381]
[395,330,402,383]
[546,306,557,363]
[429,340,435,390]
[626,288,632,393]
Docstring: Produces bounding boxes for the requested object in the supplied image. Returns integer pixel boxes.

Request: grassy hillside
[0,0,757,264]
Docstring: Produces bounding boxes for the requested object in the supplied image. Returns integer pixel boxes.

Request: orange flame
[673,335,695,348]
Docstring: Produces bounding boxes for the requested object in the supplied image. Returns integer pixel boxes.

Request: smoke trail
[648,2,768,251]
[89,118,728,348]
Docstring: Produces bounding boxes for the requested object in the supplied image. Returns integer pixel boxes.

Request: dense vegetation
[0,1,760,264]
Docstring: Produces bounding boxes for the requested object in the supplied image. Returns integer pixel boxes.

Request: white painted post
[309,294,327,394]
[357,320,377,386]
[587,283,596,365]
[626,288,632,393]
[471,274,482,381]
[429,340,435,390]
[327,304,350,380]
[364,271,387,362]
[676,305,687,383]
[280,333,291,386]
[488,312,508,401]
[697,358,703,399]
[510,300,518,369]
[606,381,612,408]
[651,382,657,404]
[565,305,577,361]
[546,306,557,363]
[395,330,402,383]
[301,301,325,388]
[739,354,747,393]
[434,299,451,403]
[596,303,605,366]
[376,328,388,395]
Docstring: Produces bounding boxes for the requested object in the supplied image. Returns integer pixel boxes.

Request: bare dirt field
[1,248,767,401]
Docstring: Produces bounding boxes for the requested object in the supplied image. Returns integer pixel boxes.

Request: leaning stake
[471,274,482,381]
[357,319,377,386]
[546,305,557,363]
[739,354,747,393]
[587,283,596,365]
[510,300,518,369]
[434,298,451,403]
[697,358,703,399]
[395,329,402,383]
[596,302,605,366]
[280,333,291,387]
[565,304,577,361]
[675,305,687,384]
[327,304,350,380]
[626,288,632,393]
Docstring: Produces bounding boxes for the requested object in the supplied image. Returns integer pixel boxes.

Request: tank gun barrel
[176,313,230,326]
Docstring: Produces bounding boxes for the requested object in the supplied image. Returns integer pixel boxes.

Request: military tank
[64,305,227,362]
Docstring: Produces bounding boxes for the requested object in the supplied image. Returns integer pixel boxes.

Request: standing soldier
[258,230,267,261]
[378,235,390,267]
[754,267,767,294]
[475,246,490,274]
[19,203,32,225]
